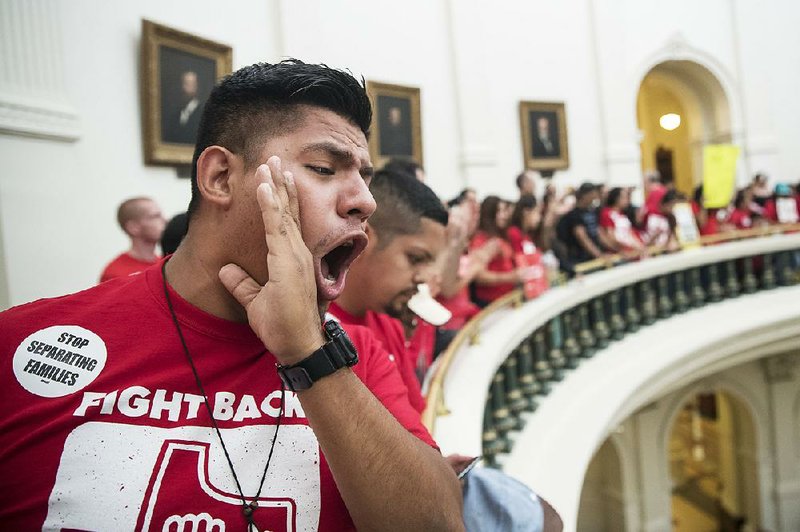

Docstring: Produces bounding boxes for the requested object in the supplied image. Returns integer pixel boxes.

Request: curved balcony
[423,228,800,530]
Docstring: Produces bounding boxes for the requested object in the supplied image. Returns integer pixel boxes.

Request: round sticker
[12,325,107,398]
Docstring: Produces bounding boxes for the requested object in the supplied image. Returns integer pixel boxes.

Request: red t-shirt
[469,232,516,303]
[0,263,435,531]
[437,255,480,330]
[506,226,533,255]
[762,199,777,223]
[99,252,159,283]
[407,320,436,382]
[644,185,667,216]
[640,211,671,246]
[327,303,426,415]
[599,207,641,250]
[700,208,720,236]
[728,208,753,229]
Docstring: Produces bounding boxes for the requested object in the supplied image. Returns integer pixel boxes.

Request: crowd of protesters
[441,170,800,303]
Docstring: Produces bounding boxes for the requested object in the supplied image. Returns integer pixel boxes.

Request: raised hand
[219,156,325,365]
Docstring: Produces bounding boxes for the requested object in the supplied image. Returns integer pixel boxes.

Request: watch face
[324,320,344,338]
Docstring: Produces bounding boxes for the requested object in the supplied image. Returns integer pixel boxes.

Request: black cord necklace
[161,261,284,531]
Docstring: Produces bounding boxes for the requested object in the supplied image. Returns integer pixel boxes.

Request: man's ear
[195,146,238,209]
[123,220,140,237]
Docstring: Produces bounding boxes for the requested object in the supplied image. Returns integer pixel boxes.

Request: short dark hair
[368,169,448,248]
[446,188,476,208]
[382,158,424,180]
[661,189,680,206]
[160,212,188,255]
[187,59,372,218]
[605,187,623,208]
[575,182,597,200]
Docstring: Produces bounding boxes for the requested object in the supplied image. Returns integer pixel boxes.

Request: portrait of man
[519,101,569,171]
[159,45,216,146]
[377,95,413,157]
[366,81,423,168]
[141,20,232,165]
[530,112,561,158]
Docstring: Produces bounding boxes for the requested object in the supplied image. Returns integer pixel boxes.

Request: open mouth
[315,234,367,300]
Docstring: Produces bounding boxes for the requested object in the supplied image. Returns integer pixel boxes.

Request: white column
[0,0,80,140]
[444,0,496,197]
[611,427,643,532]
[633,408,673,532]
[762,352,800,532]
[588,0,642,189]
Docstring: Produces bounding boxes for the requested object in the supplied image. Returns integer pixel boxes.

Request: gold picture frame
[366,81,423,169]
[519,101,569,171]
[141,19,232,166]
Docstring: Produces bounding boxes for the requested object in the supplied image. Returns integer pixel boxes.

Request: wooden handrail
[421,222,800,432]
[572,222,800,275]
[697,222,800,245]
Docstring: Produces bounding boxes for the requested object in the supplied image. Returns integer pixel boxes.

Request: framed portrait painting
[141,20,232,165]
[519,101,569,171]
[366,81,423,169]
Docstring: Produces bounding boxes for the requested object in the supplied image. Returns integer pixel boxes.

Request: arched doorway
[668,390,760,531]
[576,439,626,532]
[637,60,732,198]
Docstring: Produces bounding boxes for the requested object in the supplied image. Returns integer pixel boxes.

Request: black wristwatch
[277,320,359,392]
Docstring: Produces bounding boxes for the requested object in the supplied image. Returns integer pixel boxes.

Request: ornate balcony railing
[422,225,800,467]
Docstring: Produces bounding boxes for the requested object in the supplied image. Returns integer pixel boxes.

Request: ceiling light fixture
[660,113,681,131]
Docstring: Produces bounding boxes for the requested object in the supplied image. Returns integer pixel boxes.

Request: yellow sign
[702,145,740,209]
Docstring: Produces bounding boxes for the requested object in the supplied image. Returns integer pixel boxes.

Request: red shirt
[700,208,720,236]
[328,302,426,414]
[763,199,778,223]
[407,320,436,381]
[437,255,480,329]
[599,207,641,250]
[640,211,671,246]
[469,231,516,303]
[506,226,533,255]
[0,263,434,531]
[99,252,159,283]
[643,185,667,217]
[728,208,753,229]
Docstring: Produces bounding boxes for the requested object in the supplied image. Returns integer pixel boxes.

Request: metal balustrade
[421,225,800,467]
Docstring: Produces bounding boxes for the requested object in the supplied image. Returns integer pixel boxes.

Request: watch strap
[277,322,358,391]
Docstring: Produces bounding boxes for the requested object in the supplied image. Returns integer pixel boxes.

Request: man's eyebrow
[300,142,358,165]
[411,246,434,261]
[300,141,374,178]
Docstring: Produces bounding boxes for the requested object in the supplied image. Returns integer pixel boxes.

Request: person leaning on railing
[726,188,759,230]
[639,189,682,252]
[470,196,528,306]
[554,183,613,276]
[763,183,798,225]
[598,187,647,259]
